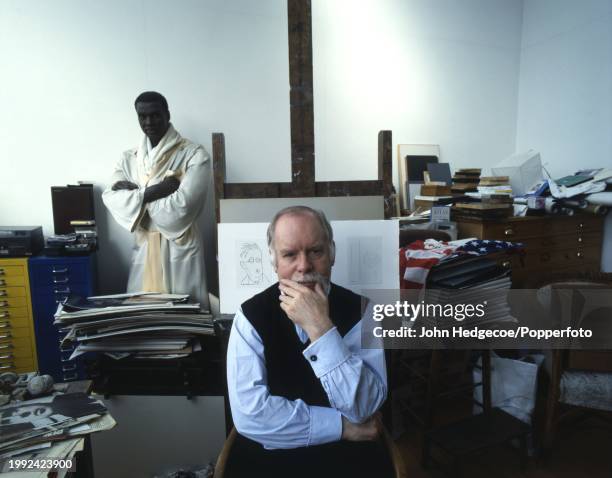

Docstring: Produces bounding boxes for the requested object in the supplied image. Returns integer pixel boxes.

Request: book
[420,184,452,196]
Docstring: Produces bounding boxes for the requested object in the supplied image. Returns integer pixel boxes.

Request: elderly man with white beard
[225,206,392,478]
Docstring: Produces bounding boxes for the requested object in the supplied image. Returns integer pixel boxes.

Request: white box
[492,150,543,197]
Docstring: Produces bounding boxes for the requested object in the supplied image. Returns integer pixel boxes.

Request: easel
[211,0,394,222]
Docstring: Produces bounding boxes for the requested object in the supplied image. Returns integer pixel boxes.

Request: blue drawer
[30,262,89,289]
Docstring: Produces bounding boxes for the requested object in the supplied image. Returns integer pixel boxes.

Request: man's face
[135,101,170,146]
[273,213,333,290]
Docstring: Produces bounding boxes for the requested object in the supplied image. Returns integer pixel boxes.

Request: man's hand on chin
[341,413,383,442]
[278,279,333,342]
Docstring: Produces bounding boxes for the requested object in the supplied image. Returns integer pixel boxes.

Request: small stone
[27,375,55,396]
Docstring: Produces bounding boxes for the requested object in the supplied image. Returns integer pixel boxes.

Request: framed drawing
[397,144,440,212]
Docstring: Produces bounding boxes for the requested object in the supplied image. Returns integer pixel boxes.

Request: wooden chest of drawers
[456,214,605,287]
[0,258,38,373]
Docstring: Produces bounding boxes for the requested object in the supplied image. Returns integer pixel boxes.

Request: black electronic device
[51,185,95,235]
[0,226,44,257]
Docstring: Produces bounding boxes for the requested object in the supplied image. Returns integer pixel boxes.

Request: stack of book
[0,392,115,469]
[453,176,514,220]
[414,183,454,209]
[451,169,481,195]
[54,293,214,360]
[475,176,513,196]
[451,201,514,221]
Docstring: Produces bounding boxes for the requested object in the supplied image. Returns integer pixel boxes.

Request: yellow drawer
[0,339,32,358]
[0,356,35,372]
[0,306,28,319]
[0,275,25,287]
[0,322,32,338]
[0,286,26,298]
[0,296,27,308]
[0,334,31,347]
[0,265,26,278]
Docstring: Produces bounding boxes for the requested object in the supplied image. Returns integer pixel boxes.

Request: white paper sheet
[218,220,399,314]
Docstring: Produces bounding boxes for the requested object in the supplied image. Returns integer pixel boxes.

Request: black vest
[242,282,363,406]
[226,283,394,478]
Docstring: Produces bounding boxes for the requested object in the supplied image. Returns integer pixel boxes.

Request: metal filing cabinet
[0,258,39,373]
[28,255,96,382]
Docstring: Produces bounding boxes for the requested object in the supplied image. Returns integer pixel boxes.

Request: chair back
[214,427,407,478]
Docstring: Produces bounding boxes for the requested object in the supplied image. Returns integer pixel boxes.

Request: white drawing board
[218,220,399,314]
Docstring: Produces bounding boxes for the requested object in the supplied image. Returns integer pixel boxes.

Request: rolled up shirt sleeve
[227,308,343,450]
[302,320,387,424]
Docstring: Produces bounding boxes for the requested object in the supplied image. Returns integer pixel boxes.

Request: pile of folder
[54,293,214,359]
[0,392,115,473]
[422,252,516,329]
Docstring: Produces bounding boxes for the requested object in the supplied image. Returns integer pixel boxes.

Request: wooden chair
[213,427,407,478]
[541,279,612,452]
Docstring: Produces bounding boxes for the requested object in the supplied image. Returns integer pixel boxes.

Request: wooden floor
[394,418,612,478]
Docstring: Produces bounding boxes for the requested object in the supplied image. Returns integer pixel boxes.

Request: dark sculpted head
[134,91,170,148]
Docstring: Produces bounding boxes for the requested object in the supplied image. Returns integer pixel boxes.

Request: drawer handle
[62,363,77,371]
[52,267,69,274]
[0,344,13,350]
[578,223,584,229]
[0,321,10,329]
[54,287,71,294]
[63,372,78,381]
[53,277,70,284]
[0,301,7,308]
[0,280,5,287]
[577,237,583,243]
[0,333,11,340]
[0,312,8,319]
[501,260,511,268]
[504,228,514,236]
[577,251,584,258]
[0,363,15,370]
[0,291,6,297]
[0,354,13,360]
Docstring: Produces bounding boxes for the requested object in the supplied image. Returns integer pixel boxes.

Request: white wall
[312,0,524,186]
[1,0,610,291]
[0,0,291,293]
[516,0,612,271]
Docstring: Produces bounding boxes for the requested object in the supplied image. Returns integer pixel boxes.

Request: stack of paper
[54,293,214,359]
[0,393,116,471]
[422,253,516,330]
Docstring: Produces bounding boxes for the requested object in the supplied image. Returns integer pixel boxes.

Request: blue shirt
[226,304,387,450]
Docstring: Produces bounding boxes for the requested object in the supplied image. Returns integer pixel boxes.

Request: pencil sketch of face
[240,243,263,285]
[0,405,52,426]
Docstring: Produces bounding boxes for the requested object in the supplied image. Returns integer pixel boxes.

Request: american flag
[400,239,523,289]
